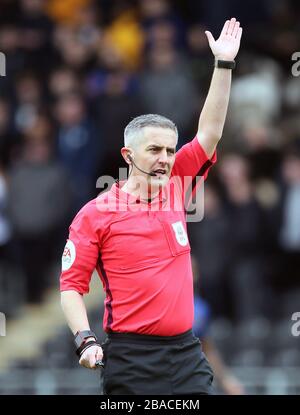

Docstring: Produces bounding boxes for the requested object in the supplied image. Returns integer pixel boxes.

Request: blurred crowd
[0,0,300,324]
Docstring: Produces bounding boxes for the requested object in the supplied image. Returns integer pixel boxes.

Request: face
[56,95,85,126]
[126,126,177,190]
[282,156,300,184]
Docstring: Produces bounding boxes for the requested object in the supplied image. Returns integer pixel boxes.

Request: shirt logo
[62,240,76,271]
[172,221,189,246]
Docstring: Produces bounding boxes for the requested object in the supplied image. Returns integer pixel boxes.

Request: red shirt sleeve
[170,136,217,206]
[60,201,100,294]
[172,135,217,181]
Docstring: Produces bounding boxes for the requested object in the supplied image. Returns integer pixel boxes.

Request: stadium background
[0,0,300,394]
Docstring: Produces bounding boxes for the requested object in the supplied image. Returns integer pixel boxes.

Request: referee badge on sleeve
[172,221,189,247]
[62,240,76,271]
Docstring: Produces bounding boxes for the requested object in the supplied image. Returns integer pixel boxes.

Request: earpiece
[127,154,133,163]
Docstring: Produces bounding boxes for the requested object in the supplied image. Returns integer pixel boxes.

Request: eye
[167,149,175,155]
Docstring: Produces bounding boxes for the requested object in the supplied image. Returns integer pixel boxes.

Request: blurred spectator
[192,256,245,395]
[229,55,282,129]
[189,183,233,318]
[13,71,44,134]
[102,3,145,71]
[0,168,12,262]
[85,34,143,179]
[46,0,92,25]
[186,24,213,90]
[269,142,300,292]
[91,69,143,179]
[52,24,96,72]
[0,97,21,168]
[54,92,100,211]
[19,0,55,74]
[139,0,171,22]
[217,154,270,322]
[237,124,282,181]
[8,113,72,304]
[0,1,19,25]
[283,76,300,116]
[261,0,300,69]
[280,143,300,251]
[190,155,272,321]
[0,25,25,96]
[49,67,82,99]
[138,0,186,50]
[74,2,102,50]
[139,43,199,142]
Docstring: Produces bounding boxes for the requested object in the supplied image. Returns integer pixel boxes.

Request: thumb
[205,31,215,47]
[96,346,103,361]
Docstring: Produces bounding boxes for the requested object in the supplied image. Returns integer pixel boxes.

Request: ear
[121,147,132,165]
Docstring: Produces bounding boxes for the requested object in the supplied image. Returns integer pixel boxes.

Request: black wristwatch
[74,330,97,350]
[214,59,236,69]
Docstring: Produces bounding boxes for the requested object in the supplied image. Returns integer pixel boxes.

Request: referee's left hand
[79,344,103,370]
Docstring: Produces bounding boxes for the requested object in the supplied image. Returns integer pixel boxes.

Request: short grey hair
[124,114,178,148]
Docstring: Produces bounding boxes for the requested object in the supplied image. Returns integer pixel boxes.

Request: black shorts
[100,329,214,395]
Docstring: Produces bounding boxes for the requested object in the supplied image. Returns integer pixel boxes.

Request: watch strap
[76,340,101,357]
[214,59,236,69]
[74,330,97,350]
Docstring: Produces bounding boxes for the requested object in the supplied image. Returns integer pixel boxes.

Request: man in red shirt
[60,18,243,394]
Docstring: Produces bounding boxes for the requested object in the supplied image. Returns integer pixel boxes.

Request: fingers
[222,18,241,38]
[221,20,230,37]
[79,345,103,370]
[205,31,215,47]
[232,21,240,38]
[96,347,103,362]
[227,17,236,36]
[237,27,243,41]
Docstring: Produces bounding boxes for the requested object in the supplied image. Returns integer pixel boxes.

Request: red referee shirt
[60,136,216,336]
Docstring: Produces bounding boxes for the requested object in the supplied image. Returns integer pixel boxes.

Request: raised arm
[198,18,243,158]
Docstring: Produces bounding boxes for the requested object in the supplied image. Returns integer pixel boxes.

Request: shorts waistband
[107,329,194,345]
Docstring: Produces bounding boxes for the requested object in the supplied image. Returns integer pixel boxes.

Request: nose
[158,150,168,164]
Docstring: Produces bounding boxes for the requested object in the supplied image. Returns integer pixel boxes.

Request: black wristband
[76,340,101,357]
[74,330,97,350]
[214,59,236,69]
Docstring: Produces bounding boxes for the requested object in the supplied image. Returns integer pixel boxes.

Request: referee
[60,18,242,395]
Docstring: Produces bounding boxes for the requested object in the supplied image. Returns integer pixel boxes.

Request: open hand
[205,18,242,61]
